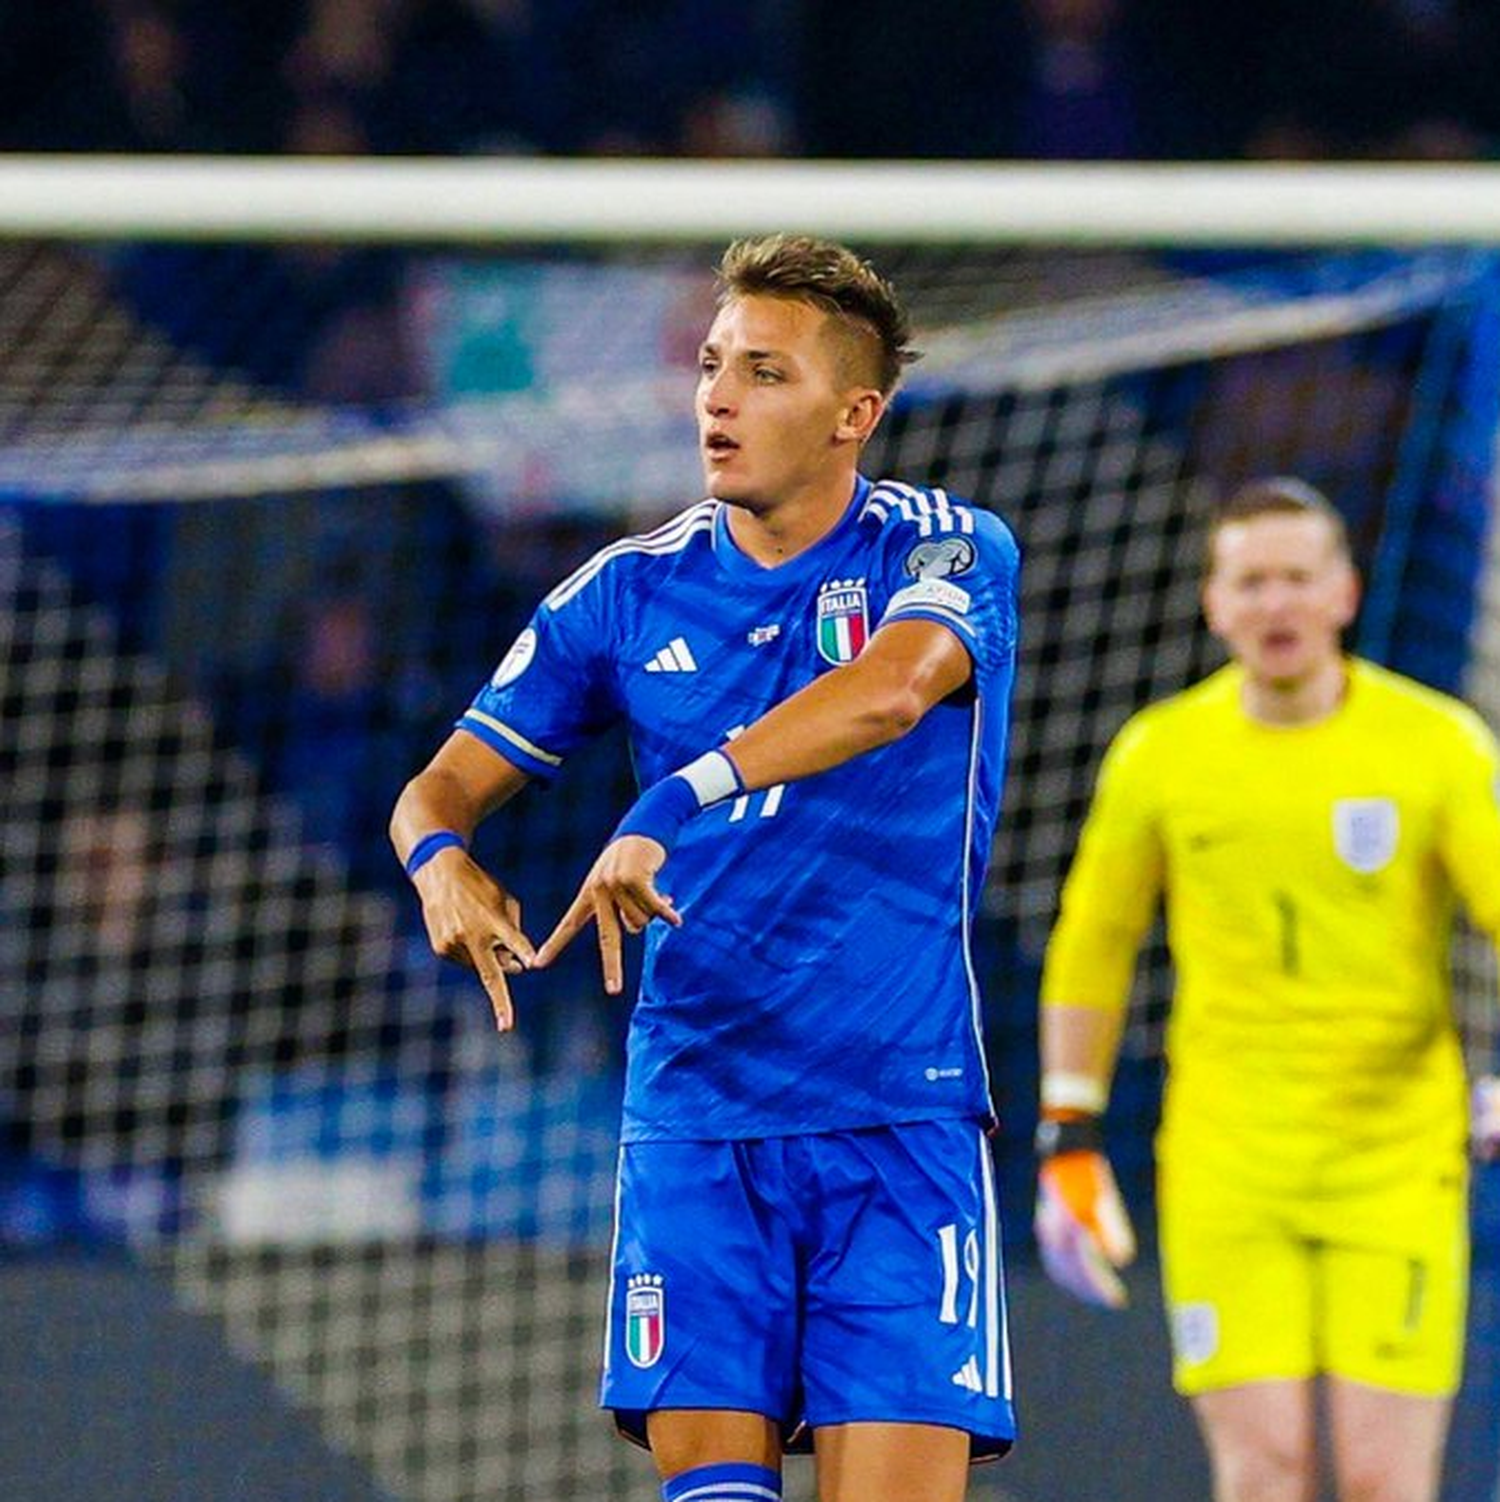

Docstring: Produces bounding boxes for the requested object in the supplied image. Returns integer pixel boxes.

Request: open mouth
[1260,629,1302,658]
[704,431,739,455]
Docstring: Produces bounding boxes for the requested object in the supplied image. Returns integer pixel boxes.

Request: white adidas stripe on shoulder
[545,500,718,610]
[862,480,975,537]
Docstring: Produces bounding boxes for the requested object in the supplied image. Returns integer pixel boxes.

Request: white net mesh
[3,231,1499,1501]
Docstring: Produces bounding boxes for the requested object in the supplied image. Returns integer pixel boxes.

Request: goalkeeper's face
[1203,511,1359,689]
[695,292,881,515]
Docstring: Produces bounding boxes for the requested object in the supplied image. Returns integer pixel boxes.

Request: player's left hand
[533,834,682,994]
[1472,1075,1500,1162]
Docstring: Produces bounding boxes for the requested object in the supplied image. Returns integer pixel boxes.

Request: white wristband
[676,749,745,808]
[1040,1071,1108,1115]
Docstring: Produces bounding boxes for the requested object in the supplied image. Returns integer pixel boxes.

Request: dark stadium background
[2,6,1500,1502]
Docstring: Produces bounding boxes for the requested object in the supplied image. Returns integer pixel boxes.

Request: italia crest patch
[816,578,869,664]
[625,1273,666,1369]
[1332,798,1399,874]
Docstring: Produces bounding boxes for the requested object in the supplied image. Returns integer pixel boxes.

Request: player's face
[1203,512,1359,689]
[696,293,877,512]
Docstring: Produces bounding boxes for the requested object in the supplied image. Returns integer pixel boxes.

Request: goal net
[3,165,1500,1501]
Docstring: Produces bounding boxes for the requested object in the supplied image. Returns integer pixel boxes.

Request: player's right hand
[413,846,535,1033]
[1035,1146,1137,1309]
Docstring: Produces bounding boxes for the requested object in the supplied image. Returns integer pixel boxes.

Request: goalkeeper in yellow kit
[1037,478,1500,1502]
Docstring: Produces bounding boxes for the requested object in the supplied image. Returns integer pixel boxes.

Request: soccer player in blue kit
[391,235,1020,1502]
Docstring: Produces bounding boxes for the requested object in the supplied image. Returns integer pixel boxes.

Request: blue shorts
[601,1119,1015,1460]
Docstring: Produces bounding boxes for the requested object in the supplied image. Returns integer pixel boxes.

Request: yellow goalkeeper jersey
[1043,658,1500,1199]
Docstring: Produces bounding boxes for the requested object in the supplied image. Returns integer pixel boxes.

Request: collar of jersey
[711,474,872,584]
[1223,656,1362,732]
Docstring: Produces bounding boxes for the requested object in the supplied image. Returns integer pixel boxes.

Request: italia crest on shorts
[816,578,870,665]
[1332,797,1399,874]
[624,1273,666,1369]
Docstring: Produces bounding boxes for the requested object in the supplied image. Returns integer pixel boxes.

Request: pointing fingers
[534,837,682,987]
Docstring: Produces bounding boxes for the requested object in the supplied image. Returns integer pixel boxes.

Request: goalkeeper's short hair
[1206,476,1352,571]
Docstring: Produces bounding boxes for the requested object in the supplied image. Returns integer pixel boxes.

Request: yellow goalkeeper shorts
[1157,1156,1468,1398]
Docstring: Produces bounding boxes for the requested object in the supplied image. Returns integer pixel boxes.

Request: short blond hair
[1206,477,1352,575]
[715,234,920,395]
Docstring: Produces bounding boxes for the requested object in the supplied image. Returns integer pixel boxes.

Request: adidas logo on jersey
[645,636,697,673]
[951,1356,983,1393]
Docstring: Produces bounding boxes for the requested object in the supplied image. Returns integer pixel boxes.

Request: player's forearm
[390,768,483,862]
[1039,1002,1127,1112]
[389,735,530,865]
[726,624,968,790]
[1039,866,1153,1075]
[726,665,918,788]
[610,621,969,855]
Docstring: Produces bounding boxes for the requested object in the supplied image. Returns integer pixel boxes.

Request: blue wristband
[613,749,745,853]
[404,829,466,879]
[613,775,702,850]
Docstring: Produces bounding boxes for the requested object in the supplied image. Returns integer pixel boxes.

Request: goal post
[3,159,1500,1502]
[5,156,1500,244]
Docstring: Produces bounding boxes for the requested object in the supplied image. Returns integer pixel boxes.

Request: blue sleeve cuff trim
[456,714,563,781]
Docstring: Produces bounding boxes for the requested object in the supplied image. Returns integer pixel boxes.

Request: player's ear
[1200,573,1224,636]
[835,388,885,444]
[1334,561,1361,629]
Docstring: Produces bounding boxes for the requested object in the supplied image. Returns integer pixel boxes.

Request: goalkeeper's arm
[1034,1002,1136,1309]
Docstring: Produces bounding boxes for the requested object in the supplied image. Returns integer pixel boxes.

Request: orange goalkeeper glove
[1034,1112,1136,1309]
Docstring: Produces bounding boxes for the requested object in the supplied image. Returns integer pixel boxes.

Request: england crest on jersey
[1332,798,1399,874]
[624,1273,666,1369]
[816,578,869,664]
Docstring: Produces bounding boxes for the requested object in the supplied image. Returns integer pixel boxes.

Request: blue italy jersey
[461,477,1019,1140]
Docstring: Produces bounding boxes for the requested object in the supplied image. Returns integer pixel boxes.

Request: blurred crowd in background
[6,0,1500,164]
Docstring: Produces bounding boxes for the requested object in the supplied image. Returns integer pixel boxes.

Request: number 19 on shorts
[937,1223,982,1327]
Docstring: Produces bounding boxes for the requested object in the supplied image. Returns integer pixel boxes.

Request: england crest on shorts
[816,577,869,665]
[1332,797,1399,874]
[1170,1302,1219,1366]
[624,1273,666,1369]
